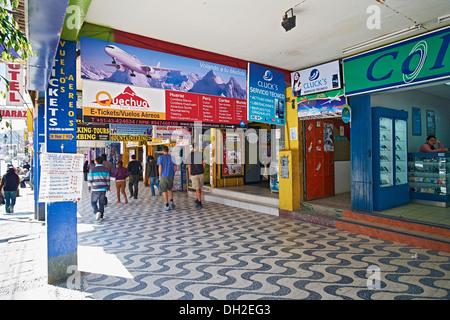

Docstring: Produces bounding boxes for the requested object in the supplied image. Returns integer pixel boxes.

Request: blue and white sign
[291,60,341,96]
[247,63,285,125]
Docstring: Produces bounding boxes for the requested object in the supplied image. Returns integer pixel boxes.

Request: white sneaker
[9,206,13,213]
[96,212,101,221]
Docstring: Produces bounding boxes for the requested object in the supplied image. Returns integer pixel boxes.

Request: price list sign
[39,153,85,202]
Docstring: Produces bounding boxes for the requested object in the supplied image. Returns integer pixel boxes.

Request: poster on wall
[80,36,248,128]
[291,60,341,97]
[222,132,243,177]
[247,63,286,125]
[297,89,347,119]
[426,110,435,136]
[38,153,84,202]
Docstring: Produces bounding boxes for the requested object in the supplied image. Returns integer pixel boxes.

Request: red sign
[165,90,247,128]
[0,108,27,119]
[6,64,24,106]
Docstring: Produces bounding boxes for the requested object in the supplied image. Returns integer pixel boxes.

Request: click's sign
[343,26,450,96]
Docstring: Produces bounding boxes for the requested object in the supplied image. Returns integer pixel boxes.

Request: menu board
[38,153,85,202]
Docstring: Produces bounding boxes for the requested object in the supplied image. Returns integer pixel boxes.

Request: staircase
[336,210,450,253]
[202,187,279,216]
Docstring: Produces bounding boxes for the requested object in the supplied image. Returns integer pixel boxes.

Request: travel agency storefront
[78,23,290,194]
[343,26,450,224]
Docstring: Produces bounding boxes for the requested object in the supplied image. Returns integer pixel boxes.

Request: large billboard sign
[343,26,450,96]
[81,37,248,128]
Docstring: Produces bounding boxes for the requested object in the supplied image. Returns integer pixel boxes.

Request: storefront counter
[408,153,450,207]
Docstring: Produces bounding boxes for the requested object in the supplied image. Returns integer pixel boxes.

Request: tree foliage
[0,0,34,128]
[0,0,33,62]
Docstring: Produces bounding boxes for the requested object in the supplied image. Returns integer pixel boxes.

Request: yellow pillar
[279,87,301,211]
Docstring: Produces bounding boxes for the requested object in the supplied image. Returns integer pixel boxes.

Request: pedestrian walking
[83,160,89,181]
[187,143,206,209]
[113,160,129,204]
[0,165,20,214]
[101,154,114,206]
[157,145,177,211]
[147,155,160,196]
[101,154,115,175]
[127,154,142,199]
[88,156,111,221]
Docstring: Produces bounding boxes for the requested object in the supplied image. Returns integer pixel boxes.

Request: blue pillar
[349,95,373,212]
[33,103,45,221]
[45,40,78,283]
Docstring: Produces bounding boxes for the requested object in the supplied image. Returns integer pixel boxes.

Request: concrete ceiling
[84,0,450,72]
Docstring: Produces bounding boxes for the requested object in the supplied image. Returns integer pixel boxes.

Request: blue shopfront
[344,26,450,213]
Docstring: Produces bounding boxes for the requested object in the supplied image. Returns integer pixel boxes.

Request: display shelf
[379,117,393,187]
[408,153,450,207]
[372,107,409,211]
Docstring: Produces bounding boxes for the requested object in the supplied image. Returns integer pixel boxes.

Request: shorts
[190,173,204,190]
[159,177,174,192]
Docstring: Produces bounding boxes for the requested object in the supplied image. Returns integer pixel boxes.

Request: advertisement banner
[46,40,77,153]
[153,126,192,140]
[291,60,341,96]
[80,36,247,127]
[248,63,285,125]
[82,79,166,125]
[77,123,110,140]
[343,26,450,96]
[110,123,152,136]
[222,132,243,177]
[297,89,347,119]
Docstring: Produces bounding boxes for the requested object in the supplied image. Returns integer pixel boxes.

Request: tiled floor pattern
[76,182,450,300]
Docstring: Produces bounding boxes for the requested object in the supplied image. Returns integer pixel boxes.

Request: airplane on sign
[320,93,342,105]
[104,45,180,78]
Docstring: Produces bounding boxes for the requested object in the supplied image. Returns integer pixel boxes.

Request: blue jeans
[91,191,106,218]
[150,177,159,196]
[4,191,17,213]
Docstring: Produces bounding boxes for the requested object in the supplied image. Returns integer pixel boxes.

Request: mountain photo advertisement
[80,36,248,127]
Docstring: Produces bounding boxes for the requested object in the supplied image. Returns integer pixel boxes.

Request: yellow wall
[279,88,302,211]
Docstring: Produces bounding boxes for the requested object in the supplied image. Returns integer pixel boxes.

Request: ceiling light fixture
[437,13,450,24]
[341,24,422,55]
[281,8,296,32]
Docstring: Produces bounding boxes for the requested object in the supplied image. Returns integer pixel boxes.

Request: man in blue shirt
[88,156,111,221]
[157,146,177,211]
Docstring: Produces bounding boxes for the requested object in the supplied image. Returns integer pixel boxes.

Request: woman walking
[113,160,129,204]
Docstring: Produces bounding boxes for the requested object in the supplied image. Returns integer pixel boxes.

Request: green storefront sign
[343,26,450,96]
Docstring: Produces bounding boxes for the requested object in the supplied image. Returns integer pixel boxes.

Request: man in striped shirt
[88,156,111,221]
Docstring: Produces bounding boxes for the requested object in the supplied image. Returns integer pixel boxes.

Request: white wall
[334,160,351,194]
[371,88,450,152]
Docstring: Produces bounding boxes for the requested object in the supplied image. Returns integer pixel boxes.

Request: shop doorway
[302,117,351,203]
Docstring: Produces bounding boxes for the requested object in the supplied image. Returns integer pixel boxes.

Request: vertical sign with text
[46,40,77,153]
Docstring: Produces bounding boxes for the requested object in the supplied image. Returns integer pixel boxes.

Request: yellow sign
[49,133,74,140]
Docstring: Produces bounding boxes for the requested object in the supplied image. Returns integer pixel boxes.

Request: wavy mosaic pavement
[76,182,450,300]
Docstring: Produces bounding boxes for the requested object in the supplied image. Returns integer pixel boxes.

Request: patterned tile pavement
[75,181,450,300]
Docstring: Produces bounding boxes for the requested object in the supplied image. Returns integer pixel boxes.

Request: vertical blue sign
[45,40,78,283]
[46,40,77,153]
[248,63,286,125]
